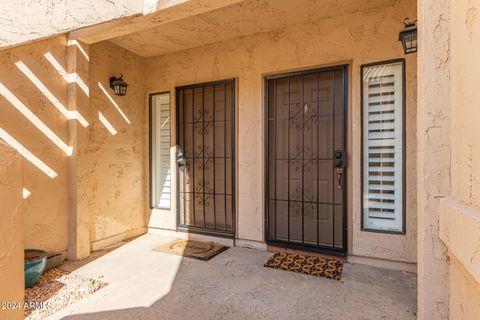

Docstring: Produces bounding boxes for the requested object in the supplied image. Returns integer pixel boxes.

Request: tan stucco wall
[0,34,149,259]
[109,0,397,57]
[449,257,480,320]
[416,0,451,317]
[72,0,246,46]
[438,0,480,318]
[0,35,70,254]
[67,39,91,260]
[418,0,480,318]
[144,0,417,263]
[0,0,247,50]
[449,0,480,210]
[0,142,24,320]
[0,0,143,49]
[439,197,480,319]
[88,41,147,249]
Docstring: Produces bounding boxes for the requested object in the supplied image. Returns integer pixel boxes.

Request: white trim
[362,61,404,232]
[151,92,172,209]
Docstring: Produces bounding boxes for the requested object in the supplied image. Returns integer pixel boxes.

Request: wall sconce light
[109,74,128,96]
[398,18,417,54]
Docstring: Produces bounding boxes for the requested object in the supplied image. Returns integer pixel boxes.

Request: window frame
[360,59,406,234]
[149,91,172,210]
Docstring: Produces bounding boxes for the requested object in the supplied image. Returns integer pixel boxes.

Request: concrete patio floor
[48,234,417,320]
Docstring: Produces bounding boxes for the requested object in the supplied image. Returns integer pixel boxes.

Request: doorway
[265,66,348,254]
[176,79,235,238]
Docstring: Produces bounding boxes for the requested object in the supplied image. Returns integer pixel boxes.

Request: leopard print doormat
[264,252,344,281]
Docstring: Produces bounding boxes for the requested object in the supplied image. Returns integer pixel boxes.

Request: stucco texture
[438,0,480,318]
[144,0,417,263]
[0,0,419,270]
[416,0,451,318]
[0,35,70,254]
[0,34,149,258]
[88,41,147,249]
[0,0,142,49]
[417,0,480,318]
[111,0,397,57]
[0,142,24,320]
[449,257,480,320]
[449,0,480,209]
[72,0,246,45]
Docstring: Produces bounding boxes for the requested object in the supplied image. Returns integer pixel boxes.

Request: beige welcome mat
[153,239,228,261]
[264,252,344,281]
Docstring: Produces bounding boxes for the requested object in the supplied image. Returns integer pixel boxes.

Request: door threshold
[267,244,346,262]
[177,226,234,239]
[148,228,234,247]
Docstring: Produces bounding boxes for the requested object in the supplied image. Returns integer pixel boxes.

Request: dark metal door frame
[175,79,236,239]
[264,65,348,256]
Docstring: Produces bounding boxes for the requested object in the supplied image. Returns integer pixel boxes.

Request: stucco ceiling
[110,0,396,57]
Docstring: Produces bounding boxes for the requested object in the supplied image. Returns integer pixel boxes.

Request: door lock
[334,150,346,168]
[334,150,346,189]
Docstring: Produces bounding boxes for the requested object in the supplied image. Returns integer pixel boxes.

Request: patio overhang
[69,0,247,46]
[72,0,397,57]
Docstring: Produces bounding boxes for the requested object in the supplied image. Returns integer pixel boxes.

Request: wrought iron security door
[176,79,235,237]
[266,66,347,254]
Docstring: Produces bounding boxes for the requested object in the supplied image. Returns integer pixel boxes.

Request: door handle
[177,158,186,168]
[336,167,343,189]
[177,149,186,168]
[334,150,346,190]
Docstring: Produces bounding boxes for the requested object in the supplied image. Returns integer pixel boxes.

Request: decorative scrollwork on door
[177,80,235,236]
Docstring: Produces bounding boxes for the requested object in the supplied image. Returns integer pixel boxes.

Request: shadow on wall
[87,40,146,247]
[0,35,135,253]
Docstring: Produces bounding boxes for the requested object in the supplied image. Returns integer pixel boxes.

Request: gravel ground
[25,268,106,320]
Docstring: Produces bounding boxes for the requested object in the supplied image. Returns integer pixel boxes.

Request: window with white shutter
[362,60,405,233]
[151,92,172,209]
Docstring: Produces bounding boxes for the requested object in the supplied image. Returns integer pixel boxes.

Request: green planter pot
[45,252,65,271]
[24,249,47,288]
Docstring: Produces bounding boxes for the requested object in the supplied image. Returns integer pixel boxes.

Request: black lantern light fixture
[398,18,417,54]
[109,74,128,96]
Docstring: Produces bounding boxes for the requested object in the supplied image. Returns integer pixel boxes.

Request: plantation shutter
[151,93,172,209]
[362,61,404,232]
